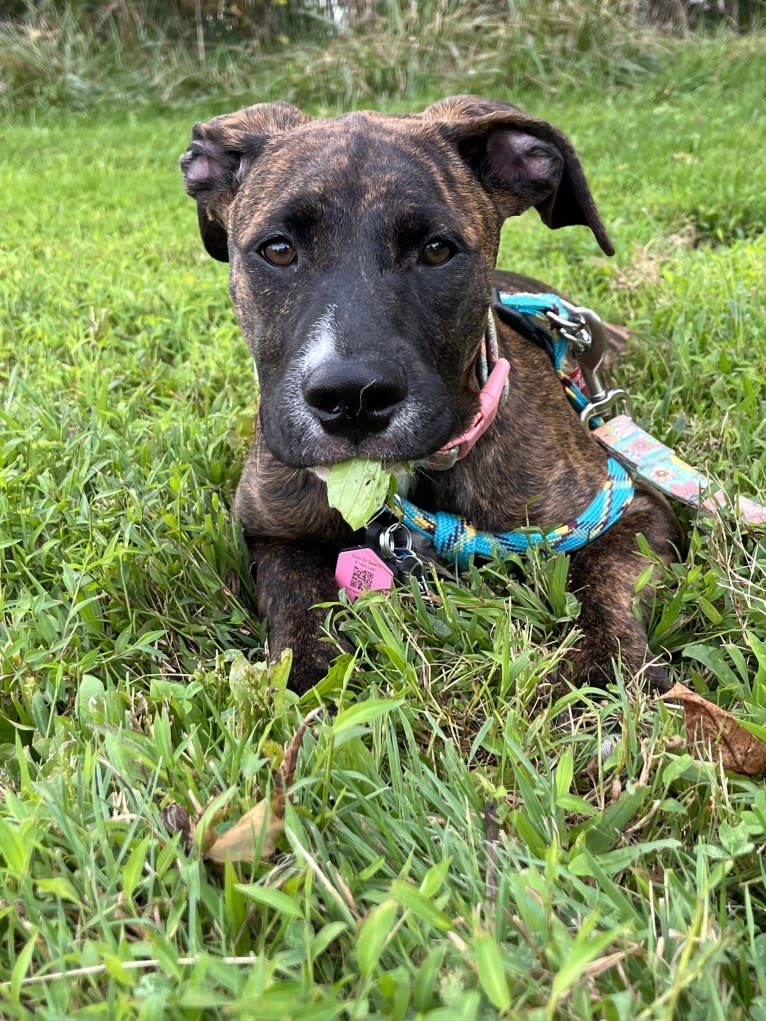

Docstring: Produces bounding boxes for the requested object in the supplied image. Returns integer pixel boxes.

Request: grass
[0,0,741,116]
[1,27,766,1020]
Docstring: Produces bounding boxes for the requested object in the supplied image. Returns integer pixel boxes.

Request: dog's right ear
[180,102,311,262]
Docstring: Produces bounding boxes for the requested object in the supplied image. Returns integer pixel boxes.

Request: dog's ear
[423,95,614,256]
[180,102,311,262]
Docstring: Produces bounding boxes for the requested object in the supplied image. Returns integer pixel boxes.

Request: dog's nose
[302,360,408,438]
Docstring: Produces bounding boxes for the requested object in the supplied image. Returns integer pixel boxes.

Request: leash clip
[578,388,631,427]
[368,521,427,589]
[549,304,630,425]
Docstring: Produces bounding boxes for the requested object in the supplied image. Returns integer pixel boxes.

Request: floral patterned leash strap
[593,414,766,527]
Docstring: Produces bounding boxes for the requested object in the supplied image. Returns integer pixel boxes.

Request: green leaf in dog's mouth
[324,459,396,531]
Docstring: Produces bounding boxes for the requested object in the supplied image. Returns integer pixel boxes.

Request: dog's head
[180,96,612,469]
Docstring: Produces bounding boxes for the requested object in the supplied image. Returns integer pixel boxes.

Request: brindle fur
[181,96,682,694]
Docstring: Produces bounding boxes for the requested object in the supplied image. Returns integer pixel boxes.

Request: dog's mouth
[308,460,416,499]
[259,388,461,470]
[308,461,408,481]
[270,429,454,471]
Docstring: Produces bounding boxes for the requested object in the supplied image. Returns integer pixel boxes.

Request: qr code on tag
[351,566,375,590]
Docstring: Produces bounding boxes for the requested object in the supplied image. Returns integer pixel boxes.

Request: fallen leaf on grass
[661,682,766,776]
[204,796,285,863]
[162,706,324,865]
[203,705,323,863]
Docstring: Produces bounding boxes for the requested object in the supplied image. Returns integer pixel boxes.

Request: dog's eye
[422,238,456,267]
[259,237,297,267]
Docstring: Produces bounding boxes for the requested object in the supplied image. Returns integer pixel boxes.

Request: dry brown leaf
[203,706,324,864]
[661,682,766,776]
[204,797,284,864]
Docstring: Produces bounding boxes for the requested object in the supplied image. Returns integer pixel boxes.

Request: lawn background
[1,3,766,1018]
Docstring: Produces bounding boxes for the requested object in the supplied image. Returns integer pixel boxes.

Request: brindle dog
[180,96,682,694]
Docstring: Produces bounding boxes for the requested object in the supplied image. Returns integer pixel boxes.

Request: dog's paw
[562,644,671,694]
[640,661,672,694]
[269,634,343,696]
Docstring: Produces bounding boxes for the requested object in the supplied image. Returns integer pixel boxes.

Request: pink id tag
[335,548,394,602]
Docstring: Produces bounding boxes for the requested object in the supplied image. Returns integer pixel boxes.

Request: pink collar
[423,355,510,471]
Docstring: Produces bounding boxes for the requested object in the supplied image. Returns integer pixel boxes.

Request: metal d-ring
[379,522,413,560]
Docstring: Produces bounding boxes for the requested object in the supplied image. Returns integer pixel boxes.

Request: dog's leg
[566,488,682,691]
[249,539,342,694]
[232,438,353,694]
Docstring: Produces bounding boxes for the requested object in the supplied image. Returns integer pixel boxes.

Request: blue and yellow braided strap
[393,456,634,570]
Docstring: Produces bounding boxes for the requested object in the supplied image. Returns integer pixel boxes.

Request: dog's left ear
[423,95,614,256]
[180,101,312,261]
